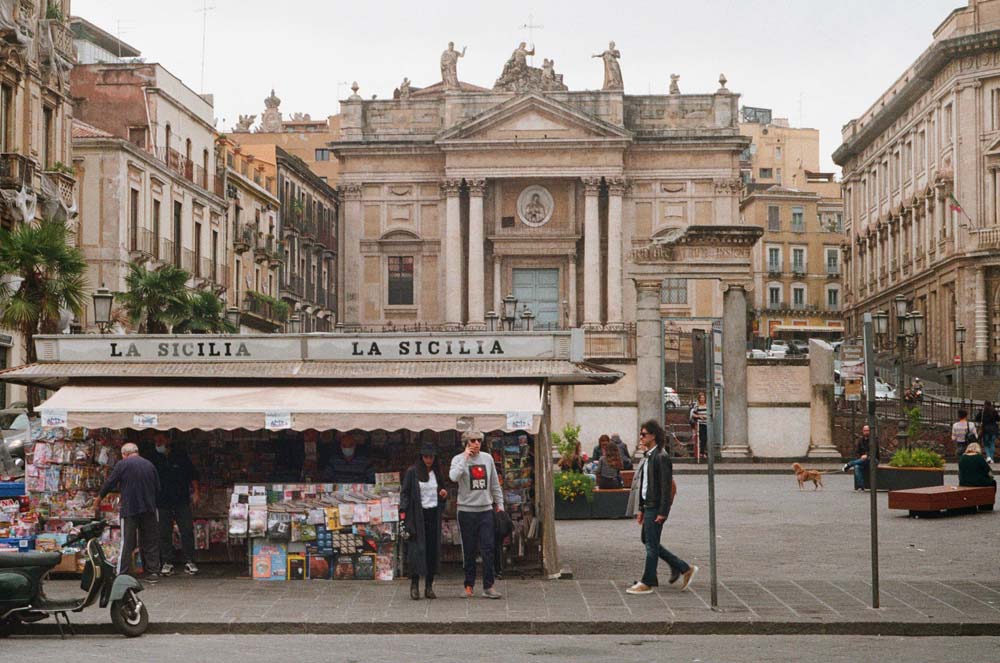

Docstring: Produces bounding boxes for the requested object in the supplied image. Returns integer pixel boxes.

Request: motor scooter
[0,520,148,638]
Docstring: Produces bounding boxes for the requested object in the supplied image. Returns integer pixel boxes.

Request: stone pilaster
[975,266,988,362]
[442,178,463,328]
[341,183,362,327]
[606,177,625,325]
[634,279,662,428]
[807,339,841,458]
[568,254,577,328]
[583,177,602,328]
[467,178,486,329]
[721,282,751,459]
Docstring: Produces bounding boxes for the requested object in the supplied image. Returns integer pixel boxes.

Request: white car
[769,340,790,353]
[874,378,896,400]
[747,349,769,359]
[663,387,682,408]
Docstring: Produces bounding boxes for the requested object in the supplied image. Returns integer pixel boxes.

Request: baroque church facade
[331,44,752,441]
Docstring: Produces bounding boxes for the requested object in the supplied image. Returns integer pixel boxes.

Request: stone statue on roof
[441,42,466,89]
[493,43,567,93]
[593,41,623,90]
[234,114,256,133]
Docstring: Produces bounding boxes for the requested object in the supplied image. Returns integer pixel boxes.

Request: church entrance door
[512,268,560,329]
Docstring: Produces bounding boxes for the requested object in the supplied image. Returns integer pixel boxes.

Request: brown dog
[791,463,824,490]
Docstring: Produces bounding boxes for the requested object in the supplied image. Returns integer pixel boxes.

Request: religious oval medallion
[517,185,554,227]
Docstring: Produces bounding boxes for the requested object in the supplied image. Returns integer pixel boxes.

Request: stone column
[467,178,486,329]
[583,177,602,327]
[493,255,502,315]
[442,179,463,328]
[634,279,662,428]
[568,255,577,327]
[606,177,625,325]
[721,283,751,458]
[341,184,362,328]
[975,266,988,362]
[933,189,944,244]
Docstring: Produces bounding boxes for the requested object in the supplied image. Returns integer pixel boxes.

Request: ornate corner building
[0,0,77,406]
[834,0,1000,396]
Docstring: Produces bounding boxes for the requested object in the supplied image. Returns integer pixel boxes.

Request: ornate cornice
[340,184,362,200]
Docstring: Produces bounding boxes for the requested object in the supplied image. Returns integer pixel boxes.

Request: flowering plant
[554,471,595,503]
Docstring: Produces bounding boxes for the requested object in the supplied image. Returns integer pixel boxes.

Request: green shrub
[551,423,581,461]
[889,447,944,469]
[554,471,595,503]
[905,406,923,441]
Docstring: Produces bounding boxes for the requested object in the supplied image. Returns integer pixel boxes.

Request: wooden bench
[888,485,996,518]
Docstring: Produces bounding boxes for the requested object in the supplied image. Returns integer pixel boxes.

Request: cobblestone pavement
[25,475,998,635]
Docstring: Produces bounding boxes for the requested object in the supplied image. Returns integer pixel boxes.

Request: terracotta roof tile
[72,119,114,139]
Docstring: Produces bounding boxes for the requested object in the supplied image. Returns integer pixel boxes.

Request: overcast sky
[75,0,962,173]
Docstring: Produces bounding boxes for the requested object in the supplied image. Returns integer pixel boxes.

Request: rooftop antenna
[519,11,543,65]
[114,20,136,60]
[196,1,216,92]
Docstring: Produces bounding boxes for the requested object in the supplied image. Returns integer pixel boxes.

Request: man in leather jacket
[626,419,697,595]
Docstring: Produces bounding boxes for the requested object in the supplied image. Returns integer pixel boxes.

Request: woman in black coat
[399,442,448,599]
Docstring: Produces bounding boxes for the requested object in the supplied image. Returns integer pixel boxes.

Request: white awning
[771,325,843,334]
[37,383,544,433]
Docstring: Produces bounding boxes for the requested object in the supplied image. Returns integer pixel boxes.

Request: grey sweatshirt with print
[449,450,504,512]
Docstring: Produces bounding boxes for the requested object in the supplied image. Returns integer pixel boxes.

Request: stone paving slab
[20,576,1000,635]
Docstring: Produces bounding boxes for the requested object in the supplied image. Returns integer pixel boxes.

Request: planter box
[862,465,945,491]
[591,489,630,519]
[554,496,592,520]
[620,470,634,489]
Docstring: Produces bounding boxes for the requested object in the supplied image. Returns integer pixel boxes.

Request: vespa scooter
[0,520,148,637]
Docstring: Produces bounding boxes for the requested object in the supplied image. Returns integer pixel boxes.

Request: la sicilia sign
[34,331,583,363]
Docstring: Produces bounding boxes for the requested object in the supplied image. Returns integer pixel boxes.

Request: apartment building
[834,0,1000,394]
[0,0,77,407]
[70,37,227,329]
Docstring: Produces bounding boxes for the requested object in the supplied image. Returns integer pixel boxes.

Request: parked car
[789,340,810,356]
[663,387,682,408]
[747,349,769,359]
[834,371,896,400]
[769,340,790,353]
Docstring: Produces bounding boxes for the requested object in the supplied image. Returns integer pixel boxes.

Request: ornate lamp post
[955,324,967,403]
[485,310,499,332]
[501,295,518,331]
[520,307,535,332]
[225,307,241,331]
[288,313,301,334]
[893,295,908,391]
[92,285,114,334]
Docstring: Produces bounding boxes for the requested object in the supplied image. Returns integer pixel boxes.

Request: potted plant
[554,471,594,520]
[863,409,946,490]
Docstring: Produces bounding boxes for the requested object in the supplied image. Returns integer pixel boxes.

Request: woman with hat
[399,441,448,600]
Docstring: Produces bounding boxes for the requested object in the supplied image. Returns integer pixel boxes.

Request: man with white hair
[96,442,161,578]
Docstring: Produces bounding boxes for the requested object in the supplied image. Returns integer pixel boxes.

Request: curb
[13,620,1000,637]
[672,468,959,476]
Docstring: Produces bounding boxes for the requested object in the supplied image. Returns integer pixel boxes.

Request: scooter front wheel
[110,589,148,637]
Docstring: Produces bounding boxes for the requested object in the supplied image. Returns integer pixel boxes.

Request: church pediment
[437,94,631,145]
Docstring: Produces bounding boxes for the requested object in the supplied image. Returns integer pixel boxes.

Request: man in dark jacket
[95,442,160,578]
[842,424,872,491]
[626,419,696,595]
[153,433,201,576]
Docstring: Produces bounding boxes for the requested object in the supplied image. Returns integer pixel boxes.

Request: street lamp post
[501,295,518,331]
[893,295,908,392]
[955,324,967,403]
[225,307,241,331]
[485,310,499,332]
[288,313,301,334]
[92,285,114,334]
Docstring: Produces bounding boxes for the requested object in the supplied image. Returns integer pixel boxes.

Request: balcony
[824,303,841,312]
[42,19,75,63]
[282,273,304,298]
[233,224,255,253]
[0,153,35,191]
[152,147,217,195]
[199,257,215,283]
[181,248,196,274]
[2,1,35,43]
[130,228,156,260]
[158,238,175,265]
[826,265,841,278]
[971,227,1000,251]
[253,233,275,263]
[583,324,637,360]
[767,263,782,276]
[792,264,806,276]
[42,169,75,209]
[242,290,289,333]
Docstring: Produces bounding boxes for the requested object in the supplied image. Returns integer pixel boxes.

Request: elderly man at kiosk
[153,432,201,576]
[324,433,376,484]
[449,430,504,599]
[95,442,160,578]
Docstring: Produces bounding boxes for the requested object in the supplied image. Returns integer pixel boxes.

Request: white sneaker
[625,582,654,595]
[184,562,199,575]
[160,563,174,576]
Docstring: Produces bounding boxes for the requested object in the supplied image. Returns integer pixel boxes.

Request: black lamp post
[501,295,518,331]
[92,285,114,334]
[225,306,241,331]
[955,324,967,403]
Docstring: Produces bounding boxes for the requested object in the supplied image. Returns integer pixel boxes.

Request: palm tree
[174,290,237,334]
[118,263,190,333]
[0,219,88,409]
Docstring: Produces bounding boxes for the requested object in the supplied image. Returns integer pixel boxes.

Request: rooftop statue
[440,42,466,89]
[593,41,623,90]
[493,43,567,93]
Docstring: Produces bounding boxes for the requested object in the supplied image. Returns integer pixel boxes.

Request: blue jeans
[846,459,868,490]
[983,431,997,460]
[641,507,689,586]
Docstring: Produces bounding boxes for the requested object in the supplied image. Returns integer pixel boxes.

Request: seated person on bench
[958,443,996,491]
[596,437,625,489]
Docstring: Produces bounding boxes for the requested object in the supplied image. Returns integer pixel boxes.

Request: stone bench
[888,485,996,518]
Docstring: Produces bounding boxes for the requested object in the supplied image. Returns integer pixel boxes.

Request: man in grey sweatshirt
[449,430,504,598]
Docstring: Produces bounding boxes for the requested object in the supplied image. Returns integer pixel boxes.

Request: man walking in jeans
[449,430,504,599]
[626,419,697,595]
[153,433,201,575]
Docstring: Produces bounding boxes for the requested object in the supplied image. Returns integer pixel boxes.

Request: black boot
[425,575,436,599]
[410,576,421,600]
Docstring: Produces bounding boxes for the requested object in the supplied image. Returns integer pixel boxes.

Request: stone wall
[746,358,810,457]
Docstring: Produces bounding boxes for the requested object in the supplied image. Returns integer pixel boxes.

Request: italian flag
[948,193,963,213]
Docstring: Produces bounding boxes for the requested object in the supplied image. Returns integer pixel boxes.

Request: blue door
[512,268,560,329]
